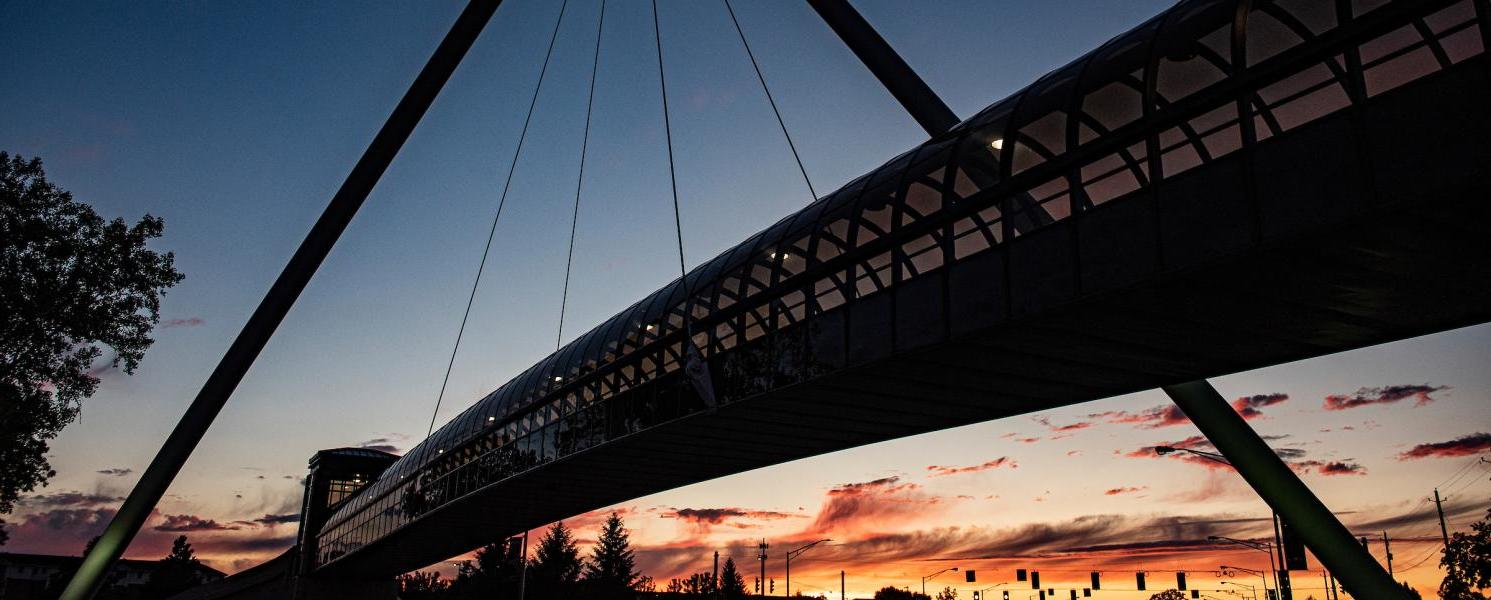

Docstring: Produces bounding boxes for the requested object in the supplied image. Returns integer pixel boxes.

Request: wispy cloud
[1398,432,1491,459]
[926,457,1017,477]
[1294,460,1367,476]
[96,468,134,477]
[1324,384,1449,410]
[155,514,242,532]
[356,433,412,454]
[1103,486,1147,496]
[22,492,123,508]
[1089,405,1190,429]
[807,477,937,534]
[1232,393,1289,420]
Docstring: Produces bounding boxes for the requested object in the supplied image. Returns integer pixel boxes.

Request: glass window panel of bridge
[948,105,1014,260]
[852,150,915,251]
[1359,1,1476,97]
[847,149,917,300]
[1073,21,1158,208]
[893,138,956,280]
[1426,2,1485,68]
[950,101,1013,202]
[806,167,880,312]
[1250,56,1352,139]
[1005,65,1081,236]
[1007,64,1081,177]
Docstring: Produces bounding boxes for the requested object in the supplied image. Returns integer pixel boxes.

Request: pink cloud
[1398,432,1491,460]
[926,457,1017,477]
[1324,384,1449,410]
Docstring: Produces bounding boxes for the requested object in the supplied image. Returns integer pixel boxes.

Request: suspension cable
[722,0,819,201]
[653,0,687,280]
[427,0,573,437]
[557,0,607,350]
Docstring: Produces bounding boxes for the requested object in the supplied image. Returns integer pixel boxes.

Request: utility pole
[759,540,768,598]
[1435,488,1451,547]
[842,570,846,600]
[714,550,720,592]
[1383,531,1394,577]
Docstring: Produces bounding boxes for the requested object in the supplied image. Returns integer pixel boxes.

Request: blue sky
[3,1,1488,594]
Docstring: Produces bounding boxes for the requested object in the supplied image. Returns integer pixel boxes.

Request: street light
[1221,565,1271,599]
[786,539,831,598]
[921,567,959,596]
[1211,535,1279,595]
[972,582,1009,600]
[1161,445,1289,596]
[1222,580,1258,600]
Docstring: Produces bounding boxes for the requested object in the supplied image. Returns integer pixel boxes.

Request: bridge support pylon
[1163,380,1407,599]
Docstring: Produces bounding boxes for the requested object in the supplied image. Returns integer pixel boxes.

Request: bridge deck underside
[317,55,1491,578]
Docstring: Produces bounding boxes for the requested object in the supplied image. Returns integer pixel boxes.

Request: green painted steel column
[1162,380,1406,599]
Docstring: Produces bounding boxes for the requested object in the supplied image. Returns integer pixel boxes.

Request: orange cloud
[926,457,1017,477]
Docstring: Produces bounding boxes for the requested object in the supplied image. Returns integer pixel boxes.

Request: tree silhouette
[449,540,522,599]
[873,586,930,600]
[1440,499,1491,599]
[719,557,747,598]
[141,536,203,599]
[1148,590,1187,600]
[529,522,583,599]
[935,586,958,600]
[582,512,640,599]
[680,572,718,597]
[1,152,184,521]
[398,570,450,599]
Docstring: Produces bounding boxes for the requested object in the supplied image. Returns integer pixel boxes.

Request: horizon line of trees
[400,500,1491,600]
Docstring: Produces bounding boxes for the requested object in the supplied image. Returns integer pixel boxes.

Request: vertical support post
[519,529,530,600]
[1161,380,1408,599]
[58,2,503,598]
[805,0,959,136]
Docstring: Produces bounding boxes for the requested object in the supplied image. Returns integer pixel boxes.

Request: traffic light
[1281,518,1308,570]
[1017,569,1027,582]
[1090,572,1100,589]
[973,593,981,600]
[1003,592,1009,600]
[1069,590,1077,600]
[1136,572,1146,590]
[1191,591,1200,599]
[1031,572,1040,588]
[1083,590,1092,598]
[966,570,977,583]
[1177,572,1187,590]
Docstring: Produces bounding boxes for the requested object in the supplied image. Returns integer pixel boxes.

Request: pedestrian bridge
[310,0,1491,578]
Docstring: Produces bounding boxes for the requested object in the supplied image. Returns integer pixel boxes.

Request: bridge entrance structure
[68,0,1491,599]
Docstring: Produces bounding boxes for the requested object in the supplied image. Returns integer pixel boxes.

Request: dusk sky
[2,1,1488,598]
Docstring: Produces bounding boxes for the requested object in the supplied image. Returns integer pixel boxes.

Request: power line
[426,0,573,437]
[556,0,607,351]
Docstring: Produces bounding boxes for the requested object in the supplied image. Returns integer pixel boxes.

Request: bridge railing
[313,0,1486,570]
